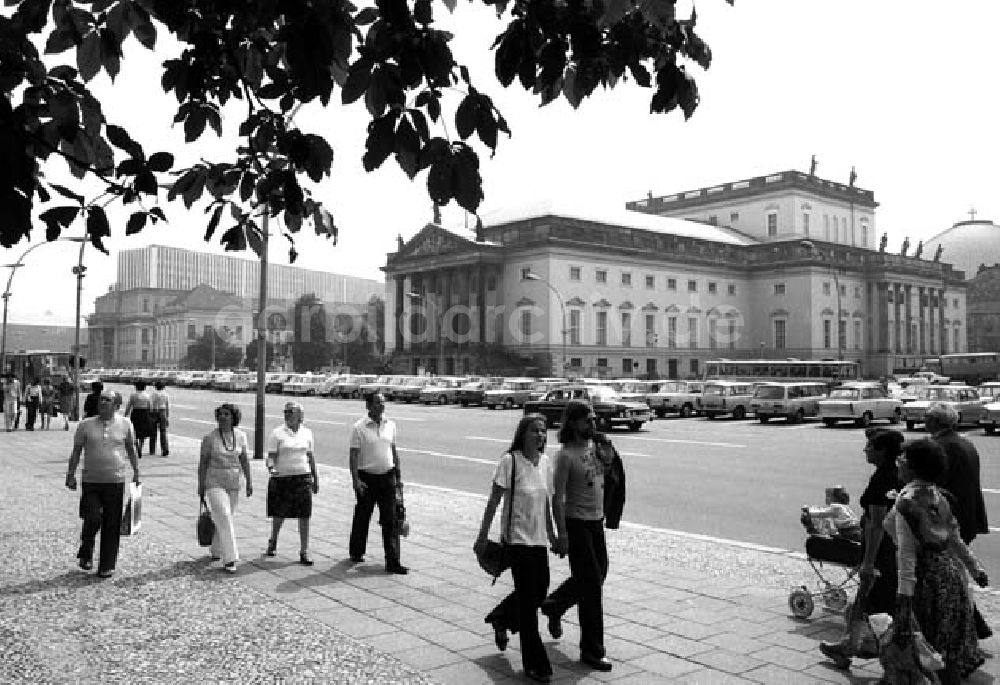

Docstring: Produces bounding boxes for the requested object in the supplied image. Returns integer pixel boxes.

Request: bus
[703,359,860,387]
[939,353,1000,386]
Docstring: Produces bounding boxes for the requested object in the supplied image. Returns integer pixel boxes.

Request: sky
[5,0,1000,327]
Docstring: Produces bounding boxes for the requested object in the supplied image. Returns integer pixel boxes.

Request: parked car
[384,376,419,401]
[319,374,347,397]
[485,378,536,409]
[190,371,215,389]
[209,370,235,390]
[817,382,903,427]
[264,373,293,393]
[523,385,651,431]
[648,380,705,418]
[980,398,1000,435]
[334,374,377,399]
[419,377,467,404]
[456,378,505,406]
[978,382,1000,401]
[393,377,436,403]
[751,382,829,424]
[284,373,327,395]
[361,375,400,398]
[698,381,756,420]
[606,380,662,406]
[901,385,987,431]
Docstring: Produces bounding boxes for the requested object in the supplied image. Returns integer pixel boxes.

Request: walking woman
[198,403,253,573]
[541,400,615,673]
[475,414,557,684]
[885,438,988,684]
[124,381,154,457]
[57,375,76,430]
[820,427,904,669]
[39,378,55,430]
[266,401,318,565]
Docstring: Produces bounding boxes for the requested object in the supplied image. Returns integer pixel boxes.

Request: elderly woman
[820,428,904,669]
[475,414,557,684]
[124,381,154,457]
[266,401,318,565]
[886,438,988,684]
[198,404,253,573]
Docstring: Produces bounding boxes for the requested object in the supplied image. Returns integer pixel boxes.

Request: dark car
[523,385,651,431]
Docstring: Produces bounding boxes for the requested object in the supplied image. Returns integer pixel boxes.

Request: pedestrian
[124,381,154,458]
[475,414,557,683]
[198,403,253,574]
[82,381,103,419]
[540,400,619,673]
[57,375,76,429]
[149,380,170,457]
[3,373,22,432]
[64,388,140,578]
[23,377,41,430]
[265,401,318,565]
[39,377,55,430]
[885,438,988,684]
[926,402,991,639]
[819,427,904,669]
[348,392,408,575]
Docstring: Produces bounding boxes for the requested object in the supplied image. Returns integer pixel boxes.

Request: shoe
[349,555,364,563]
[223,562,237,574]
[299,552,314,566]
[525,669,551,683]
[581,654,612,672]
[819,641,852,670]
[265,539,277,557]
[78,558,93,571]
[162,451,169,457]
[540,603,563,639]
[96,569,115,579]
[492,622,508,651]
[386,563,409,575]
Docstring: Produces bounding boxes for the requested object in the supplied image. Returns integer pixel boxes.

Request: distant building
[968,264,1000,353]
[383,171,966,379]
[0,323,88,379]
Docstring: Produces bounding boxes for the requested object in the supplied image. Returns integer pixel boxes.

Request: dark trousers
[25,399,38,429]
[485,545,552,675]
[349,470,400,566]
[149,410,169,455]
[543,518,608,659]
[78,482,124,573]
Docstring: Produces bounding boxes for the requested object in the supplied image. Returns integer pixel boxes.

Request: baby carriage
[788,509,864,619]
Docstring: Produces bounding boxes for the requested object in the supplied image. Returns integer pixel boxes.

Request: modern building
[382,170,968,379]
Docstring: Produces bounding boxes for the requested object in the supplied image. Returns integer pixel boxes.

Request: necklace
[220,429,235,452]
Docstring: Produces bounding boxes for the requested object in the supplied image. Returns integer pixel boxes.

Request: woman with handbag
[197,403,253,573]
[883,438,988,685]
[474,414,557,684]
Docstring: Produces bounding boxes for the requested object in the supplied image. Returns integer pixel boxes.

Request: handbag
[476,452,516,584]
[120,482,142,536]
[878,612,944,684]
[197,496,215,547]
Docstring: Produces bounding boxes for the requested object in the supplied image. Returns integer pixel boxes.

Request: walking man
[348,392,408,574]
[149,380,170,456]
[24,377,41,430]
[65,388,140,578]
[3,374,21,432]
[82,381,104,419]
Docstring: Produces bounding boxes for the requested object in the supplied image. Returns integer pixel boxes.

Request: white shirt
[265,424,314,476]
[349,416,397,474]
[493,450,552,547]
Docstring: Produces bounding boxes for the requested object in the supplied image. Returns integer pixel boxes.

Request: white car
[817,383,903,428]
[901,385,987,431]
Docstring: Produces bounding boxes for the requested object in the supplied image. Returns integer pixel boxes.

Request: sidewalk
[2,427,998,684]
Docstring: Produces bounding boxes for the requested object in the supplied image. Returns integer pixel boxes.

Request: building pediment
[618,301,634,310]
[641,302,659,312]
[687,306,702,314]
[398,224,476,258]
[593,298,612,308]
[664,304,681,313]
[515,297,535,307]
[821,307,835,316]
[566,296,587,307]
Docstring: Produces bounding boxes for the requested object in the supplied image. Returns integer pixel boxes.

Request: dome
[923,220,1000,279]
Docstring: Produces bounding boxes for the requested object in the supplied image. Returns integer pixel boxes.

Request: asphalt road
[104,383,1000,571]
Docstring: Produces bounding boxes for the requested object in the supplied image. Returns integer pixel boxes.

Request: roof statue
[900,236,910,256]
[879,232,888,253]
[396,233,405,251]
[809,154,817,176]
[933,244,944,262]
[913,240,923,259]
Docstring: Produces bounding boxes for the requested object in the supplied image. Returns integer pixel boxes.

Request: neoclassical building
[383,171,968,379]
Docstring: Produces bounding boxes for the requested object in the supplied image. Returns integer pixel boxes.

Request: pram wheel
[823,587,849,612]
[788,587,814,618]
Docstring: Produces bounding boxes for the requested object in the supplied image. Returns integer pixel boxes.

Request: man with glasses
[65,389,140,578]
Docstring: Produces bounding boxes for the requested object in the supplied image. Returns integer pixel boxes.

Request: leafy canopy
[0,0,727,257]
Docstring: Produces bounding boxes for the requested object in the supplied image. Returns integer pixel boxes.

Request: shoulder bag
[477,452,517,584]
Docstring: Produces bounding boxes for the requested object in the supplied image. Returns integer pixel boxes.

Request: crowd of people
[2,373,76,431]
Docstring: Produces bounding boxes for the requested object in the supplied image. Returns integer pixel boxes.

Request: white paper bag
[121,482,142,536]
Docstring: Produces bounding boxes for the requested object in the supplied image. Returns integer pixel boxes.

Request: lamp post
[405,292,443,374]
[801,240,844,361]
[524,273,567,376]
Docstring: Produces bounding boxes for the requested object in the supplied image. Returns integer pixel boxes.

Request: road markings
[618,436,746,448]
[465,436,649,457]
[398,448,495,466]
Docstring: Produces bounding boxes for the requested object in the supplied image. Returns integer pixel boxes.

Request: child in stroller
[789,486,864,619]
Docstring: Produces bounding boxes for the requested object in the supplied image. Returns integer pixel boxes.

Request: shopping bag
[121,482,142,536]
[197,497,214,547]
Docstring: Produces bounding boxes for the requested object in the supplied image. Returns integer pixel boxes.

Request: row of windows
[543,267,739,295]
[519,310,739,350]
[885,291,961,309]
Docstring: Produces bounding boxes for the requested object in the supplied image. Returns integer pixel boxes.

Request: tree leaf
[76,31,101,82]
[105,123,141,157]
[130,4,156,50]
[184,108,207,142]
[149,207,167,223]
[205,204,224,241]
[147,151,174,172]
[13,0,53,34]
[44,28,77,54]
[341,59,372,105]
[49,89,79,141]
[455,93,477,139]
[39,205,80,227]
[86,205,111,254]
[125,211,147,235]
[355,7,379,25]
[220,225,247,252]
[99,28,121,81]
[362,113,397,172]
[246,222,264,257]
[302,134,334,183]
[134,170,158,195]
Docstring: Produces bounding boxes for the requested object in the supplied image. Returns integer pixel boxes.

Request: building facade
[968,264,1000,353]
[383,172,968,379]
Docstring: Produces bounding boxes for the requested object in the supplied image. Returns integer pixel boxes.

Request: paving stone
[628,652,703,679]
[689,648,766,675]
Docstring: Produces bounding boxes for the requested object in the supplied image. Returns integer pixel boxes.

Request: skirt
[130,407,154,440]
[267,475,313,519]
[913,549,986,677]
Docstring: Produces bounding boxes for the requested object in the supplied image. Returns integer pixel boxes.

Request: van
[698,381,755,420]
[750,382,828,423]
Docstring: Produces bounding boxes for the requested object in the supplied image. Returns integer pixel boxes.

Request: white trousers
[206,487,240,564]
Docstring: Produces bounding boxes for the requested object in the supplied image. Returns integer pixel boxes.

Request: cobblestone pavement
[2,426,999,684]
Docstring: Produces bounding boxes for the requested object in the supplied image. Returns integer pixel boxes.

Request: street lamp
[801,240,844,361]
[405,292,443,374]
[524,273,567,376]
